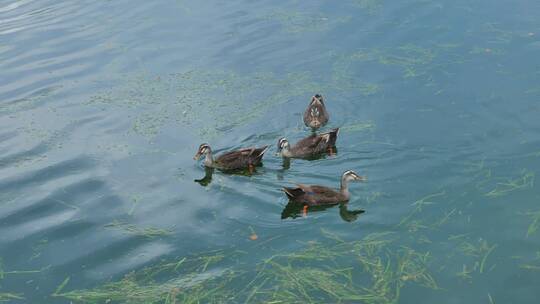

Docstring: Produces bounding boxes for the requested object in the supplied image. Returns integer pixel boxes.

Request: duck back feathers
[215,146,268,170]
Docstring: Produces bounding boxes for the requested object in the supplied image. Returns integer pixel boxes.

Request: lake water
[1,0,540,303]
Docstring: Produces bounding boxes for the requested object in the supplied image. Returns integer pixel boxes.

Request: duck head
[311,94,324,105]
[276,137,290,156]
[342,170,365,183]
[193,143,212,160]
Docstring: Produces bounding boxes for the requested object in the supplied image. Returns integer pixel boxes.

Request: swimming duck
[277,128,339,158]
[282,170,365,206]
[193,143,269,171]
[303,94,329,130]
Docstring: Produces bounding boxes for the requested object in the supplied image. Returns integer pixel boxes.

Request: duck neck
[203,151,214,167]
[280,147,293,158]
[340,178,350,200]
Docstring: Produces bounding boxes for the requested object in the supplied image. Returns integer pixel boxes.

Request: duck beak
[193,152,201,160]
[355,175,366,182]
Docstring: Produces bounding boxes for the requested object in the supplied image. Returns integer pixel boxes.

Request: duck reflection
[281,200,365,222]
[194,165,264,186]
[275,147,338,182]
[194,167,214,186]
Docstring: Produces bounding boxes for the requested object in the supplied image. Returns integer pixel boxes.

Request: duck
[276,128,339,158]
[282,170,365,206]
[193,143,269,172]
[303,94,329,130]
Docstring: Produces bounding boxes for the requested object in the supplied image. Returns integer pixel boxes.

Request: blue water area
[1,0,540,303]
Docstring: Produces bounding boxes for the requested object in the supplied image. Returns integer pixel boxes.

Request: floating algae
[85,70,326,140]
[340,120,376,133]
[352,0,384,14]
[332,44,437,80]
[54,230,440,303]
[104,220,172,238]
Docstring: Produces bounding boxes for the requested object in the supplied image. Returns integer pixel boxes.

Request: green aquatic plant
[398,191,446,228]
[104,220,172,238]
[434,208,457,227]
[56,269,236,304]
[53,230,439,303]
[241,231,437,303]
[524,210,540,237]
[0,293,24,302]
[53,251,235,304]
[458,238,497,274]
[0,258,43,302]
[0,258,43,279]
[484,170,534,198]
[518,252,540,272]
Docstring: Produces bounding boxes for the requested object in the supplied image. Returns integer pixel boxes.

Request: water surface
[1,0,540,303]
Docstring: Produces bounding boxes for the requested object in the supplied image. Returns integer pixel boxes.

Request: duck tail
[282,187,296,200]
[326,128,339,146]
[256,145,269,159]
[282,187,304,200]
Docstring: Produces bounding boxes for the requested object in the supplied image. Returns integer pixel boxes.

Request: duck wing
[291,135,325,154]
[296,184,341,205]
[305,185,341,200]
[290,128,339,156]
[320,128,339,147]
[215,146,268,169]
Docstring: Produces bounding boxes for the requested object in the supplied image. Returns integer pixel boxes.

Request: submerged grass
[54,230,439,303]
[524,210,540,237]
[484,170,534,198]
[456,238,498,275]
[398,191,446,228]
[0,292,24,302]
[105,220,172,238]
[0,258,43,302]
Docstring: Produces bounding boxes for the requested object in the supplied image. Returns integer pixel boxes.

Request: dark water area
[1,0,540,303]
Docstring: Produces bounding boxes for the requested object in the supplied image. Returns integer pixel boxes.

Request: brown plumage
[282,170,365,206]
[277,128,339,158]
[194,144,269,171]
[303,94,329,130]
